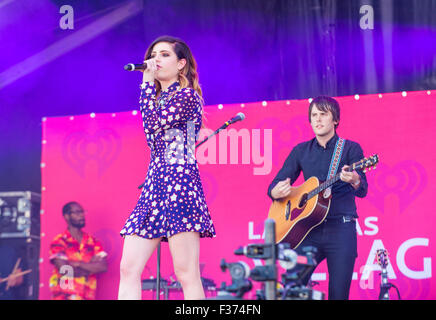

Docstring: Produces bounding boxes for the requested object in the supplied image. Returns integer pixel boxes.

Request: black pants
[294,218,357,300]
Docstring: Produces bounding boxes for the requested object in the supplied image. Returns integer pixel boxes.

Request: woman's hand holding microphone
[141,58,158,83]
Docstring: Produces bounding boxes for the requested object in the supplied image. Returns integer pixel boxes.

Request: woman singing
[119,36,215,300]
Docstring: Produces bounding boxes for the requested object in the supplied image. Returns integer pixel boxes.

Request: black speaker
[0,238,40,300]
[0,191,41,239]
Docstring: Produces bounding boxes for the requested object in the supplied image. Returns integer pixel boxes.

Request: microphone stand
[156,243,161,299]
[264,219,277,300]
[195,122,230,149]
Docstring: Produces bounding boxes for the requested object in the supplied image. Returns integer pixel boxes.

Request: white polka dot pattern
[120,81,216,241]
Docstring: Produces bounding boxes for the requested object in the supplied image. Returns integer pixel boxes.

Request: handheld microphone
[124,63,147,71]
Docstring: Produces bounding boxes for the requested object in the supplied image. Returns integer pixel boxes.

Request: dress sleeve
[139,82,201,134]
[139,82,159,134]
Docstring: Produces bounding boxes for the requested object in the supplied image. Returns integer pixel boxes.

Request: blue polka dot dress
[120,81,216,241]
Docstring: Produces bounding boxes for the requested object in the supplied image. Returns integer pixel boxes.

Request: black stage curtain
[143,0,436,103]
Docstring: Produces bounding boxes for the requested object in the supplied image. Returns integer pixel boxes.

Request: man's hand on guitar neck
[270,178,293,200]
[340,165,361,189]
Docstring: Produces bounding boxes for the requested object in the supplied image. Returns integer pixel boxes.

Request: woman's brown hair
[144,36,203,100]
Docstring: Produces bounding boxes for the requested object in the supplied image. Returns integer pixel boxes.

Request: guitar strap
[327,137,346,179]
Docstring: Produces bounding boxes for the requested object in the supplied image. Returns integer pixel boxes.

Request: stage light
[132,110,138,115]
[69,116,74,120]
[240,103,245,108]
[354,94,360,100]
[40,163,46,168]
[262,101,267,107]
[90,112,96,118]
[378,94,383,98]
[427,91,431,95]
[308,98,313,103]
[402,91,407,97]
[218,104,223,110]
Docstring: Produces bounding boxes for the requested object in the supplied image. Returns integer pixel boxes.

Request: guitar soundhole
[298,194,308,208]
[285,200,291,220]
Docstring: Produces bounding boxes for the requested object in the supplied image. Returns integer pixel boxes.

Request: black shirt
[267,134,368,218]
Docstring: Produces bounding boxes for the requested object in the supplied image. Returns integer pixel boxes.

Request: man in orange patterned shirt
[49,202,107,300]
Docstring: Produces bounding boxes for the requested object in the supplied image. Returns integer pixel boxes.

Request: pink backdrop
[39,90,435,300]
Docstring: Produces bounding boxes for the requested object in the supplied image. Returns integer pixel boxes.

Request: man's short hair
[309,96,340,129]
[62,201,80,216]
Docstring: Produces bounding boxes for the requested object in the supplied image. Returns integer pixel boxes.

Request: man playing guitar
[267,96,368,300]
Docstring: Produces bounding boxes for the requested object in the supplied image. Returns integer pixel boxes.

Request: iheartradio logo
[62,128,122,178]
[365,160,428,214]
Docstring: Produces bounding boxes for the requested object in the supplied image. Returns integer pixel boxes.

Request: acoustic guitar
[267,154,379,248]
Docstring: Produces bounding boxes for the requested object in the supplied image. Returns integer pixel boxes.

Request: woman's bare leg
[118,235,161,300]
[168,232,205,300]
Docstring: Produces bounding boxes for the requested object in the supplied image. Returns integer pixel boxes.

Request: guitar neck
[381,269,389,283]
[307,171,343,200]
[305,155,378,200]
